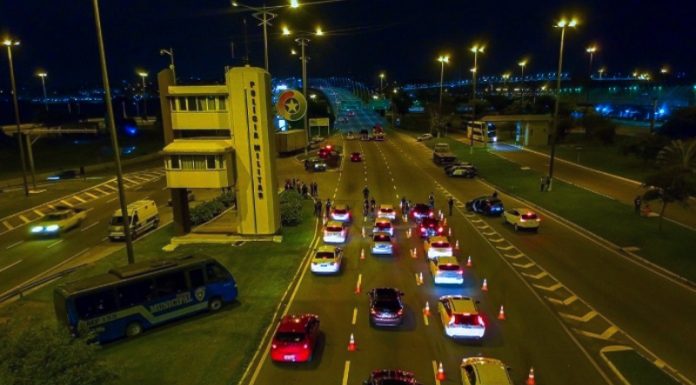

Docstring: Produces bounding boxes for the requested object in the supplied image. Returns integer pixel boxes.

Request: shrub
[582,113,617,144]
[189,195,228,225]
[216,190,236,208]
[280,190,304,226]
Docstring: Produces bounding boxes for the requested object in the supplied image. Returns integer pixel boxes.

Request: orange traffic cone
[455,240,460,250]
[412,247,417,258]
[355,277,362,294]
[419,272,424,285]
[467,255,472,267]
[436,362,446,381]
[423,301,431,316]
[448,227,452,236]
[498,305,506,320]
[526,367,536,385]
[407,228,412,238]
[360,248,365,260]
[481,278,488,291]
[362,226,365,238]
[347,333,356,352]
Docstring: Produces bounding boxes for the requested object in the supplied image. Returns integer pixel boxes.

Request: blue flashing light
[124,124,138,136]
[122,146,136,155]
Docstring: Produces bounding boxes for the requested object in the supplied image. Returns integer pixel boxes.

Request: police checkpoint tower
[158,66,281,236]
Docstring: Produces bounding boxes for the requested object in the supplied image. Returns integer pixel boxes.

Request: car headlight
[45,224,60,232]
[31,226,44,233]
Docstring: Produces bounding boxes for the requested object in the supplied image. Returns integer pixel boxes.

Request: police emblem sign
[276,89,307,121]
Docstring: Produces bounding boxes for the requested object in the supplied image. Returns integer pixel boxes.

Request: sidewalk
[450,133,696,230]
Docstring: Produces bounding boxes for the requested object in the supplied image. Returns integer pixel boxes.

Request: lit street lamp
[547,17,578,191]
[598,67,606,80]
[92,0,135,264]
[437,54,449,137]
[586,45,597,78]
[379,72,385,94]
[159,48,176,83]
[502,72,511,96]
[36,71,49,111]
[470,44,485,116]
[3,38,30,196]
[138,70,149,119]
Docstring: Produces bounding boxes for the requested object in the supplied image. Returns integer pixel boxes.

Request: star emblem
[285,98,299,113]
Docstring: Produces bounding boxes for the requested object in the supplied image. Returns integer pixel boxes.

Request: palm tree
[643,140,696,231]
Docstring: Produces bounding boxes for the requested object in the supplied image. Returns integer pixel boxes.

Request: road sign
[309,117,330,127]
[276,89,307,121]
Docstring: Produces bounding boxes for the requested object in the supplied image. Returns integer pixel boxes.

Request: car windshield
[315,252,334,259]
[374,234,391,242]
[327,226,343,232]
[433,242,450,248]
[275,332,306,343]
[452,314,481,325]
[439,264,460,271]
[374,300,401,311]
[110,216,131,225]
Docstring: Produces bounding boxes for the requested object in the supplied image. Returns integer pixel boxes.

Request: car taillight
[371,309,377,315]
[397,309,403,316]
[303,343,308,349]
[478,316,484,326]
[272,344,277,349]
[438,226,443,232]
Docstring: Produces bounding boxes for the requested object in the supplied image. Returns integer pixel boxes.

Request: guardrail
[0,264,85,305]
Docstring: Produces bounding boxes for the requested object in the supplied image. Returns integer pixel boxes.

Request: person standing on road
[363,186,370,200]
[634,195,642,214]
[447,196,454,216]
[363,199,370,217]
[492,191,498,198]
[428,193,435,209]
[301,183,309,198]
[370,197,376,214]
[315,199,322,218]
[540,177,546,192]
[325,199,332,217]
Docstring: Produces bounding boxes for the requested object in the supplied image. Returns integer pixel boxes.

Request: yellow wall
[165,168,233,189]
[171,112,230,130]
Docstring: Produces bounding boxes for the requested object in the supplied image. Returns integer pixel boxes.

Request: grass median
[0,201,317,385]
[411,133,696,282]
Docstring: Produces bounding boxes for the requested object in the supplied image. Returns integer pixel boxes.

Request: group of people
[284,178,319,198]
[314,198,332,218]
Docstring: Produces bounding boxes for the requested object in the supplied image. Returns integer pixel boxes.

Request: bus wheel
[208,297,223,312]
[126,322,143,337]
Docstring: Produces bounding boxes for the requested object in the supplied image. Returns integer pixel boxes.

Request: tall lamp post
[585,45,597,78]
[36,71,49,111]
[547,17,578,192]
[285,25,324,154]
[3,38,30,196]
[137,71,148,119]
[518,59,527,80]
[92,0,135,264]
[501,72,511,97]
[159,48,176,83]
[232,0,299,72]
[437,55,449,137]
[379,72,385,95]
[598,67,606,80]
[470,45,485,118]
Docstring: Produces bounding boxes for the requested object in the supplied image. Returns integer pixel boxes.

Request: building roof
[168,85,228,96]
[163,140,235,154]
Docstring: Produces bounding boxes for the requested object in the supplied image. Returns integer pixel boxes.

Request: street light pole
[297,37,310,154]
[470,45,484,119]
[586,45,597,79]
[3,39,30,197]
[138,71,148,119]
[437,55,449,137]
[92,0,135,264]
[159,48,176,83]
[379,73,385,95]
[37,72,48,111]
[548,18,577,192]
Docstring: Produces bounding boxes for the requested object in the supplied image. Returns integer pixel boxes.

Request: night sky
[1,0,695,92]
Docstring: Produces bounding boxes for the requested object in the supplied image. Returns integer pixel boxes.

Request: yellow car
[503,208,540,232]
[423,236,453,259]
[437,295,485,339]
[461,357,513,385]
[428,256,463,285]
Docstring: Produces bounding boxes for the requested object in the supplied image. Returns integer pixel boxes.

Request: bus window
[75,290,117,320]
[206,263,228,282]
[117,279,154,308]
[189,268,205,288]
[153,272,187,298]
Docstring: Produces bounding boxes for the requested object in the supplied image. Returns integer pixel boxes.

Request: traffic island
[600,346,682,385]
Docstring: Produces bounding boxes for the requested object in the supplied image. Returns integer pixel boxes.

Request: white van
[109,200,160,241]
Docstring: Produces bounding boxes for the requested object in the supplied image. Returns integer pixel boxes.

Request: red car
[270,314,320,362]
[419,217,445,238]
[350,152,363,162]
[318,145,335,159]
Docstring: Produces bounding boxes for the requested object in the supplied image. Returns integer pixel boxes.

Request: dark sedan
[465,196,504,216]
[369,288,405,327]
[363,369,422,385]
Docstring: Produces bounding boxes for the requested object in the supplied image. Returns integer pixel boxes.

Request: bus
[53,255,238,343]
[466,121,497,144]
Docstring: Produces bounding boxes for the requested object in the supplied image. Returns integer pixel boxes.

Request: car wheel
[153,218,160,228]
[208,297,223,311]
[514,224,518,232]
[126,321,143,337]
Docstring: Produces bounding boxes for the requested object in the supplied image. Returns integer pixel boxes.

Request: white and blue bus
[54,255,238,343]
[466,121,497,144]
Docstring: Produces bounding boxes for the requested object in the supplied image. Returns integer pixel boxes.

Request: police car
[437,295,486,339]
[323,221,348,243]
[424,236,453,259]
[310,245,343,274]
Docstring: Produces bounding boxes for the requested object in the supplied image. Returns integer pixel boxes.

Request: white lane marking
[73,195,87,203]
[352,307,357,325]
[560,310,598,322]
[3,220,14,230]
[107,197,118,203]
[81,221,100,232]
[59,200,74,207]
[547,295,579,306]
[18,215,31,224]
[423,313,429,326]
[46,239,64,249]
[342,361,351,385]
[521,271,549,280]
[576,326,619,341]
[5,240,24,249]
[513,261,536,269]
[503,251,524,258]
[533,282,564,292]
[84,192,98,199]
[432,360,441,385]
[94,187,109,195]
[33,209,44,217]
[0,259,23,273]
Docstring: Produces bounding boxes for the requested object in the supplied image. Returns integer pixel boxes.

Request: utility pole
[4,39,30,196]
[297,37,310,154]
[92,0,135,264]
[37,72,48,111]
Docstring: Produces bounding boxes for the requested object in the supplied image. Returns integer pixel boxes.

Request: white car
[424,236,453,259]
[323,221,347,243]
[377,204,397,221]
[429,256,464,285]
[503,208,540,232]
[460,357,513,385]
[373,218,394,236]
[371,232,394,255]
[438,295,485,339]
[330,204,352,222]
[417,133,433,141]
[311,245,343,274]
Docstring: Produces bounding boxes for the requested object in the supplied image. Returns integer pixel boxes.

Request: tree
[582,112,617,144]
[280,190,304,226]
[658,107,696,139]
[0,321,119,385]
[643,140,696,231]
[620,133,670,165]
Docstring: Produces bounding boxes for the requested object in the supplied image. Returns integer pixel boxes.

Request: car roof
[316,245,336,253]
[461,358,511,384]
[371,287,400,298]
[429,236,449,244]
[333,204,348,210]
[277,314,316,332]
[435,256,459,266]
[326,221,343,227]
